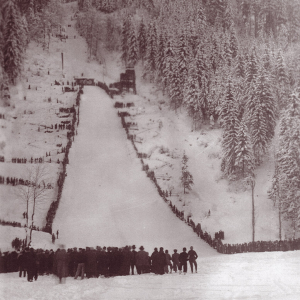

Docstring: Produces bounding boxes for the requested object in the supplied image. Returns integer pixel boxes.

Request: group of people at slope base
[1,245,198,283]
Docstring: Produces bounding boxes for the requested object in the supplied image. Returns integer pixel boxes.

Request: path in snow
[53,86,216,256]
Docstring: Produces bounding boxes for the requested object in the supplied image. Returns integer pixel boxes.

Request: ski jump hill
[53,86,216,256]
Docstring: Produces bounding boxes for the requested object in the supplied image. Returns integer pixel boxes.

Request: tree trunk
[252,181,255,242]
[29,194,36,246]
[278,198,282,241]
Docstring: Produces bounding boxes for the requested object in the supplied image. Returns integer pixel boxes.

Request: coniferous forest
[2,0,300,237]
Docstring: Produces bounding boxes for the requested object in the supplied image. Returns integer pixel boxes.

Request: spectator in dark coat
[25,248,36,282]
[150,248,159,274]
[86,247,97,278]
[179,247,189,274]
[17,250,26,277]
[68,248,77,277]
[0,252,4,273]
[54,245,69,283]
[135,246,149,274]
[164,250,172,273]
[130,245,137,275]
[48,249,54,274]
[156,247,166,275]
[120,246,132,276]
[188,246,198,273]
[171,249,180,273]
[74,248,86,280]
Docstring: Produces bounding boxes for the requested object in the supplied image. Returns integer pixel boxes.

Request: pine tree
[128,22,138,66]
[247,65,276,164]
[183,59,202,130]
[235,53,245,78]
[275,49,289,109]
[162,37,175,94]
[143,21,157,81]
[245,47,258,83]
[222,33,233,66]
[276,90,300,237]
[137,18,147,61]
[168,60,182,111]
[156,31,165,81]
[195,43,210,120]
[3,0,24,84]
[268,157,284,240]
[220,80,240,177]
[176,32,189,98]
[121,16,131,65]
[229,26,238,59]
[181,151,194,194]
[235,119,254,178]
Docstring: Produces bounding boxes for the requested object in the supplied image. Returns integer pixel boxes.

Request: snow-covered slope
[52,86,216,255]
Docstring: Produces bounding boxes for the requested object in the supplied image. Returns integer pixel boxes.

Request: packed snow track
[53,86,216,256]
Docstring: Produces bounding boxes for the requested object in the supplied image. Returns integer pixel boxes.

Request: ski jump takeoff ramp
[53,86,216,257]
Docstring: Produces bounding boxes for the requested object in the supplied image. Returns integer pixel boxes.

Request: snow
[2,251,300,300]
[52,86,216,255]
[1,1,299,299]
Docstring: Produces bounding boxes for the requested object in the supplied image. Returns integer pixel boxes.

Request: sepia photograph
[0,0,300,299]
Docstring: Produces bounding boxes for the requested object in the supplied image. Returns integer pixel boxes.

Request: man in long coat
[54,246,69,283]
[135,246,149,274]
[156,247,166,275]
[150,248,159,274]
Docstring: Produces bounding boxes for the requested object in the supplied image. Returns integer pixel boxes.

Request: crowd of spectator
[0,245,199,283]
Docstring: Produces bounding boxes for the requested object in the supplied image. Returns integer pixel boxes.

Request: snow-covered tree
[274,49,289,109]
[3,0,24,84]
[128,22,138,66]
[155,31,165,81]
[195,43,210,120]
[162,37,175,94]
[176,32,189,96]
[220,80,240,177]
[235,119,254,178]
[121,15,131,64]
[137,18,147,61]
[183,59,202,130]
[275,90,300,237]
[143,21,157,81]
[168,60,182,111]
[181,151,194,194]
[246,65,276,164]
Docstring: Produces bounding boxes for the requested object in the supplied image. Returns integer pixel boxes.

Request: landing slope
[53,86,216,256]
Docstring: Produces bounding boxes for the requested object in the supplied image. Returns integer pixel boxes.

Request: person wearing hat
[17,250,26,278]
[54,245,69,283]
[171,249,180,273]
[74,248,86,280]
[135,246,149,274]
[150,247,159,274]
[25,248,36,282]
[130,245,137,275]
[156,247,166,275]
[188,246,198,273]
[164,250,172,273]
[179,247,189,274]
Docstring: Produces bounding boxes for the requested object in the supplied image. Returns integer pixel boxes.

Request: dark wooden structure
[74,78,95,86]
[109,67,136,95]
[120,68,136,94]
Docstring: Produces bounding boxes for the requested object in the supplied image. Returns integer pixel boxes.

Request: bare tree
[16,182,31,247]
[16,164,52,246]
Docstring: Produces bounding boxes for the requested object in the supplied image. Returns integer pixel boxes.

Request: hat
[139,246,144,250]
